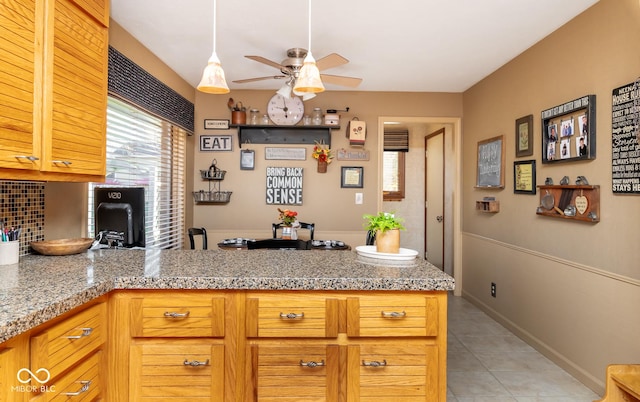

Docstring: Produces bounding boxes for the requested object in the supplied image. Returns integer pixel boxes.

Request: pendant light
[197,0,230,94]
[293,0,324,94]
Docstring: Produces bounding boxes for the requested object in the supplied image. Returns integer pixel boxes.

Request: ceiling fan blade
[316,53,349,71]
[233,75,286,84]
[245,55,285,70]
[320,74,363,88]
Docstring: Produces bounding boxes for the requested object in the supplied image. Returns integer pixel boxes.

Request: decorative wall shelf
[233,125,339,148]
[475,200,500,213]
[536,185,599,222]
[193,164,232,204]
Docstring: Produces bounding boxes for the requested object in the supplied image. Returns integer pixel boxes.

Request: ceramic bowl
[30,238,94,256]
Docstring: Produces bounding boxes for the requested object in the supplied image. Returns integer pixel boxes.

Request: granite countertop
[0,248,454,343]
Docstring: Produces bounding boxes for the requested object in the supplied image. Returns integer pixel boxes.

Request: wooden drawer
[130,294,225,338]
[129,342,224,401]
[247,344,340,402]
[246,293,339,338]
[347,344,438,401]
[30,350,102,401]
[346,295,439,337]
[30,303,106,380]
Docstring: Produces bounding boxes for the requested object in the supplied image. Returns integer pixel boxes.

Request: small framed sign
[240,149,255,170]
[341,166,364,188]
[265,147,306,160]
[513,160,536,194]
[204,119,229,130]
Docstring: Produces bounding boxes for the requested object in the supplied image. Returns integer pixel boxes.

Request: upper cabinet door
[40,0,107,176]
[0,0,42,171]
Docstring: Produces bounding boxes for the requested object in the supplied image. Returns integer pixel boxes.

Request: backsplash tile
[0,181,45,256]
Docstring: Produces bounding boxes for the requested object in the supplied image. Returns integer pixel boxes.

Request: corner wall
[461,0,640,393]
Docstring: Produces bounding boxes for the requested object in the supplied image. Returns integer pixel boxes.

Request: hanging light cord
[212,0,218,54]
[307,0,312,52]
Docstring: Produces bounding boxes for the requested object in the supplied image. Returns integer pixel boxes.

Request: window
[88,97,186,249]
[383,151,405,201]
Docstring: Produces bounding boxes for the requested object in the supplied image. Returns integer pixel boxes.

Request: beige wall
[461,0,640,394]
[192,90,462,247]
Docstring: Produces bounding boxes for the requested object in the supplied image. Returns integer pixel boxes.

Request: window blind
[383,129,409,152]
[88,97,186,249]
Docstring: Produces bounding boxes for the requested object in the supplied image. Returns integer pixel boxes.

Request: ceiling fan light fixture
[197,52,230,94]
[293,51,324,93]
[197,0,229,94]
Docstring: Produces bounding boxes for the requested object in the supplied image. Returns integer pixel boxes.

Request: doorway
[379,117,462,294]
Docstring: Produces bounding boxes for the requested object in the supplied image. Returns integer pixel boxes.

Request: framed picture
[341,166,364,188]
[476,135,505,188]
[515,115,533,157]
[240,149,255,170]
[541,95,596,164]
[513,160,536,194]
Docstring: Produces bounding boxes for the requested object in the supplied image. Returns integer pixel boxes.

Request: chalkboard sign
[476,135,505,188]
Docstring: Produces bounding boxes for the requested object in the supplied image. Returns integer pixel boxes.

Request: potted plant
[362,212,405,253]
[277,208,299,239]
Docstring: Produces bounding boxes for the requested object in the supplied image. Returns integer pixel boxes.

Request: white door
[425,128,445,269]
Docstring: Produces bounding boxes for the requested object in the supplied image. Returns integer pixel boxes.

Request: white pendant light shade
[197,0,229,94]
[293,51,324,93]
[197,52,230,94]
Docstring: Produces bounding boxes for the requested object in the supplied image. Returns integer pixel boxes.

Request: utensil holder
[0,241,19,265]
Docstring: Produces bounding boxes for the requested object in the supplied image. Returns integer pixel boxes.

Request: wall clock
[267,94,304,125]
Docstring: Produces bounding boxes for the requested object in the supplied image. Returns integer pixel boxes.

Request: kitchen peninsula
[0,249,454,401]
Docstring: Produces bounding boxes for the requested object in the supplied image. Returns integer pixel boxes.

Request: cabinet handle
[183,359,209,367]
[52,160,72,166]
[362,359,387,367]
[64,327,93,339]
[299,359,325,368]
[381,310,406,318]
[279,312,304,319]
[164,311,190,318]
[63,380,91,396]
[15,155,39,162]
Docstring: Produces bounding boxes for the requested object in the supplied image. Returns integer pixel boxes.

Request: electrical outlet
[491,282,496,298]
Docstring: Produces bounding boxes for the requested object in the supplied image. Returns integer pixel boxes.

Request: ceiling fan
[232,48,362,89]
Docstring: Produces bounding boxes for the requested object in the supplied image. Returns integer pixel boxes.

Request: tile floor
[447,295,602,401]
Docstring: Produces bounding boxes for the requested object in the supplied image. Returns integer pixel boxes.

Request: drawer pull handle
[52,160,72,166]
[15,155,39,162]
[65,327,93,339]
[164,311,190,318]
[63,380,91,396]
[381,310,406,318]
[280,312,304,319]
[299,359,325,368]
[184,359,210,367]
[362,359,387,367]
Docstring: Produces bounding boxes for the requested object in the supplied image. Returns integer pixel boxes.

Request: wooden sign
[265,147,306,160]
[266,167,303,205]
[336,148,370,161]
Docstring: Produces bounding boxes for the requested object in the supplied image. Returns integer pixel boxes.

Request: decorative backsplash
[0,181,45,256]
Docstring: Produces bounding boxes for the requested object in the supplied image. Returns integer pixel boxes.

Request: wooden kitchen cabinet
[0,0,108,182]
[0,335,29,402]
[109,290,447,401]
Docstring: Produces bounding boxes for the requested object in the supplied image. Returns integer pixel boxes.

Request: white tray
[355,245,418,261]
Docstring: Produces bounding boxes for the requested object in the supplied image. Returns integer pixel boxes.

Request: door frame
[377,116,463,296]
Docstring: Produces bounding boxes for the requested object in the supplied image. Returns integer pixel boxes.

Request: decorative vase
[281,226,297,240]
[231,110,246,125]
[375,229,400,254]
[317,160,327,173]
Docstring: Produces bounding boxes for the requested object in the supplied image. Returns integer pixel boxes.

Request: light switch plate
[355,193,363,204]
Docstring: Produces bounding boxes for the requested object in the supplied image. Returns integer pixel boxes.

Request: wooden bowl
[30,238,94,256]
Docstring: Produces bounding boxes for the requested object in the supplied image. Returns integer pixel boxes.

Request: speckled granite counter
[0,248,454,343]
